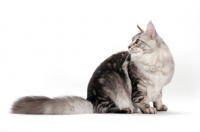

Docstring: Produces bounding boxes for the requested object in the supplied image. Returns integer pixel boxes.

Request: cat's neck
[131,45,172,68]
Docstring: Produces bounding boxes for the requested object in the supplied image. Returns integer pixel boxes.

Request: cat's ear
[137,25,144,33]
[145,21,157,39]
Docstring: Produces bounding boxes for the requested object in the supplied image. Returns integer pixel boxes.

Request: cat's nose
[128,45,131,49]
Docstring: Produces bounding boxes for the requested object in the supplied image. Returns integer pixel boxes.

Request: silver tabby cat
[12,21,174,114]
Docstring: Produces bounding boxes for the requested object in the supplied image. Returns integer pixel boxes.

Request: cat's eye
[135,39,140,44]
[134,39,144,46]
[135,39,144,44]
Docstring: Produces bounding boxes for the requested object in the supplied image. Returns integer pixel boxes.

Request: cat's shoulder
[105,51,129,62]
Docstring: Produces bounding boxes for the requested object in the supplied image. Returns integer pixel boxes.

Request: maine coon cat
[12,21,174,114]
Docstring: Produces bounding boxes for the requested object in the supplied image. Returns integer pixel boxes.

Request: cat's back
[87,51,130,101]
[88,51,129,84]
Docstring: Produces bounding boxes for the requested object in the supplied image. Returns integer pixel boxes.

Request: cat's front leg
[133,95,157,114]
[153,91,168,111]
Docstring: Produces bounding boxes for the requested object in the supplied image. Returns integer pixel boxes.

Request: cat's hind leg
[94,99,133,113]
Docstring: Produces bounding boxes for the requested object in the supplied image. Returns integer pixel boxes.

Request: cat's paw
[141,107,157,114]
[156,104,168,111]
[119,107,135,114]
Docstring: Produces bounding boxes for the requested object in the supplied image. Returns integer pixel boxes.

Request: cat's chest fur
[131,48,174,101]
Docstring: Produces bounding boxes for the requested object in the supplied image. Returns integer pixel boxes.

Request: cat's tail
[11,96,93,114]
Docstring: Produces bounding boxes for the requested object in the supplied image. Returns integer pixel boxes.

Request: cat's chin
[128,50,136,54]
[128,49,143,54]
[128,51,143,57]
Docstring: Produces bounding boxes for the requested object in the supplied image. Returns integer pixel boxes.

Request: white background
[0,0,200,132]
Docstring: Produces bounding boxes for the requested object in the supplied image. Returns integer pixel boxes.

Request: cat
[12,21,174,114]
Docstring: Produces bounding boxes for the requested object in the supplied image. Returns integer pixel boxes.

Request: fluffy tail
[12,96,93,114]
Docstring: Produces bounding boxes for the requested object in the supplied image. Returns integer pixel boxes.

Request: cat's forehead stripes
[132,32,142,43]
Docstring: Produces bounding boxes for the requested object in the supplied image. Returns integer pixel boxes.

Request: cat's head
[128,21,165,56]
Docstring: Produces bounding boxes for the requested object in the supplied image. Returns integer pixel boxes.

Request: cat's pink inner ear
[146,21,156,39]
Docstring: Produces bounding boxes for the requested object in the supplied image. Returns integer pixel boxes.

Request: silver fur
[12,96,93,114]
